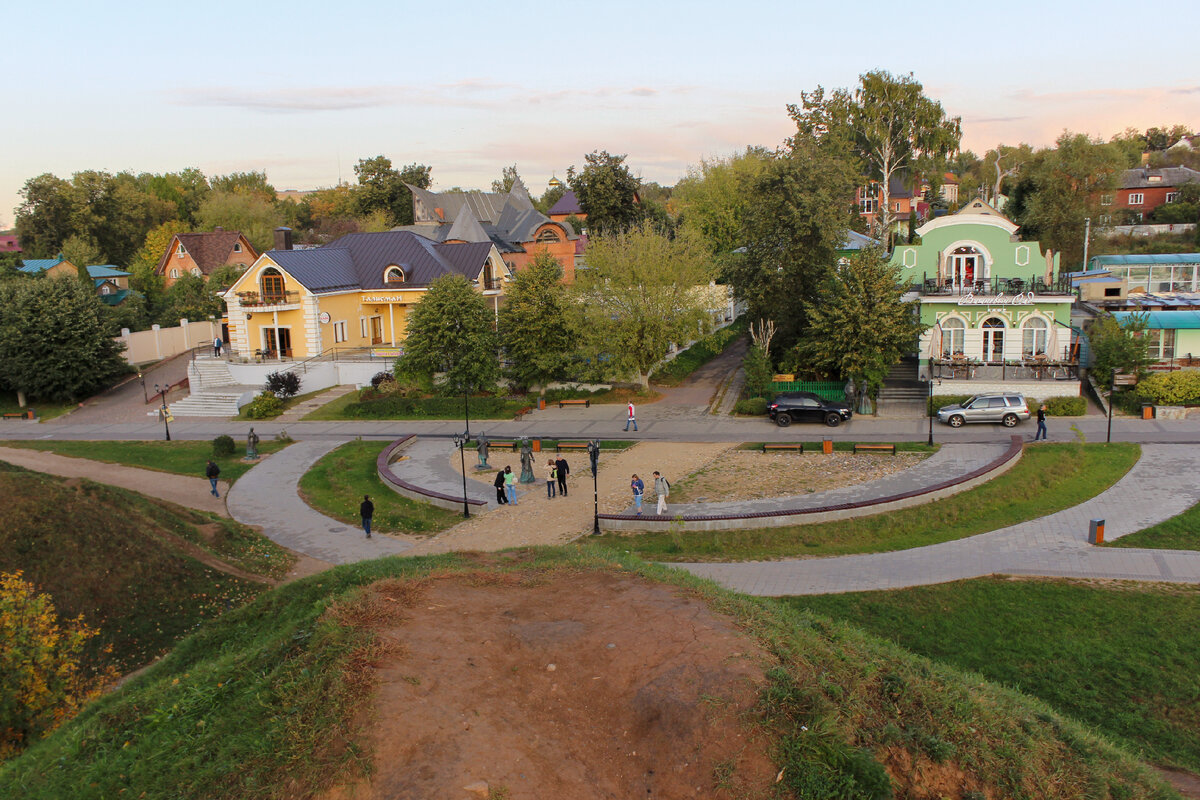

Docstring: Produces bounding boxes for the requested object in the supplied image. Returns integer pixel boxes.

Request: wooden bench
[513,406,533,421]
[557,399,591,408]
[853,443,896,455]
[2,411,34,420]
[763,443,804,453]
[485,440,520,452]
[555,441,591,452]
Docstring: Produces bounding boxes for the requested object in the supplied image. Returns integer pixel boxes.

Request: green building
[890,200,1082,397]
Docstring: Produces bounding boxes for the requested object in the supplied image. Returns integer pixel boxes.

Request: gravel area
[670,449,930,503]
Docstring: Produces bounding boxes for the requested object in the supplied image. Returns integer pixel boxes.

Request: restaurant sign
[956,292,1035,306]
[362,295,404,303]
[371,347,402,359]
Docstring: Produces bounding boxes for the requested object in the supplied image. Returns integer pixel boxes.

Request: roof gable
[157,231,258,275]
[547,190,582,216]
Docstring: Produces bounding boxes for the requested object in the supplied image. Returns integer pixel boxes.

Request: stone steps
[168,386,254,417]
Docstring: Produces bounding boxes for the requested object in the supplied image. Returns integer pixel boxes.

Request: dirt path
[406,442,733,555]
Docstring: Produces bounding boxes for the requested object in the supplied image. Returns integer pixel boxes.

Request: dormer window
[384,266,405,284]
[1148,175,1162,183]
[536,228,562,244]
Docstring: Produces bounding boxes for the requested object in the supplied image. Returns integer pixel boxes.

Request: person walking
[493,468,508,504]
[504,465,518,505]
[546,459,557,498]
[213,335,223,357]
[360,494,374,538]
[624,401,637,432]
[555,456,570,497]
[631,473,644,515]
[1034,404,1048,441]
[652,471,670,516]
[205,459,221,498]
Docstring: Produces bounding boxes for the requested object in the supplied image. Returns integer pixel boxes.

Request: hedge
[734,397,768,416]
[340,394,526,420]
[1136,371,1200,405]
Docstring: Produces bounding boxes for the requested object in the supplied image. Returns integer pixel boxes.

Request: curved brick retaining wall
[598,436,1024,533]
[377,435,488,513]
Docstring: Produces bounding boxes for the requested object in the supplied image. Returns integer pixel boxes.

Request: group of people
[492,455,572,505]
[629,471,670,516]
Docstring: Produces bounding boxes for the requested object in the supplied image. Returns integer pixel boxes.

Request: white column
[388,303,396,345]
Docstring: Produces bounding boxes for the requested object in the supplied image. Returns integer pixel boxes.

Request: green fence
[770,381,846,402]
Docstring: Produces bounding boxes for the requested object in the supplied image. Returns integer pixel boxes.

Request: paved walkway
[675,444,1200,595]
[227,439,415,565]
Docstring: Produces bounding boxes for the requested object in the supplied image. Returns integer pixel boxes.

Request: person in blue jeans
[1034,405,1048,440]
[631,473,644,515]
[504,465,518,505]
[205,460,220,497]
[624,401,637,432]
[360,494,374,538]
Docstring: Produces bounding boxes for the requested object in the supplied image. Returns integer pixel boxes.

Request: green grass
[303,386,662,421]
[302,387,360,420]
[236,386,333,420]
[298,440,461,535]
[1106,502,1200,551]
[0,462,290,675]
[0,548,1177,799]
[783,577,1200,773]
[592,443,1141,561]
[1,438,290,483]
[0,390,74,421]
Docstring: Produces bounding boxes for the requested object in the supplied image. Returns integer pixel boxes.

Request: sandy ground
[320,569,777,800]
[406,442,732,555]
[671,449,929,502]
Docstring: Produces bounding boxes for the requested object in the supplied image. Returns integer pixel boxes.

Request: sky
[3,0,1198,230]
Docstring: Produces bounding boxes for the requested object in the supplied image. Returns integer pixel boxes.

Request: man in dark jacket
[360,494,374,538]
[205,460,220,497]
[493,469,508,504]
[555,456,570,496]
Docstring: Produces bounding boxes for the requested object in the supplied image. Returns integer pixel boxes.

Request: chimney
[274,226,293,251]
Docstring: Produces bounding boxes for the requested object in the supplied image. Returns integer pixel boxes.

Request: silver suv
[937,393,1030,428]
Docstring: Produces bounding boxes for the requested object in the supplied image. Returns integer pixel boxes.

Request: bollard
[822,439,833,455]
[1088,518,1105,545]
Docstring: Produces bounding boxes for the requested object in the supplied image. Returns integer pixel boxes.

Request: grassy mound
[0,547,1178,799]
[786,577,1200,774]
[0,462,293,674]
[1,439,290,483]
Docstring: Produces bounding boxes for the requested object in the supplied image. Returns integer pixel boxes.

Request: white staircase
[169,358,253,417]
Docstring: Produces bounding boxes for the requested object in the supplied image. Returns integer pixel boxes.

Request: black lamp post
[1106,368,1115,444]
[153,383,171,441]
[927,375,940,447]
[452,430,471,518]
[588,439,600,535]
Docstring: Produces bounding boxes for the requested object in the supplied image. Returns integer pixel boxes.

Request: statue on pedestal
[476,432,490,469]
[246,428,260,459]
[519,437,535,483]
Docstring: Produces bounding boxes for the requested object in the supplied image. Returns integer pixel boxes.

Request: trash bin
[532,439,541,453]
[1141,404,1154,420]
[1088,518,1105,545]
[822,439,833,455]
[538,397,546,410]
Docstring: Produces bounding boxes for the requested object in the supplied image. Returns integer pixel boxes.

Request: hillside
[0,461,294,675]
[0,547,1179,800]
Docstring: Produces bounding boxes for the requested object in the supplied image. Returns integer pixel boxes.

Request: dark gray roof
[547,190,581,216]
[264,231,494,293]
[399,184,576,253]
[1118,166,1200,189]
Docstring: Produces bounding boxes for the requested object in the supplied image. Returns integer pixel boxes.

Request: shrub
[370,371,395,390]
[264,371,301,400]
[734,397,768,416]
[1136,370,1200,405]
[212,434,236,456]
[244,392,284,419]
[1038,396,1087,416]
[340,395,521,419]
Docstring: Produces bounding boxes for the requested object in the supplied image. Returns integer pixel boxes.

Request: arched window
[536,228,561,244]
[940,318,965,358]
[950,245,986,288]
[170,268,180,278]
[260,268,285,302]
[1023,317,1049,356]
[384,266,405,284]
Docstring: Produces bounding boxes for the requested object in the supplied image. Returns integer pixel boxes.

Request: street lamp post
[1107,368,1115,444]
[453,431,470,518]
[153,383,171,441]
[927,376,935,447]
[588,439,600,535]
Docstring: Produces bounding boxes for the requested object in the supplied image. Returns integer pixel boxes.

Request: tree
[60,234,104,269]
[0,278,128,402]
[673,147,772,256]
[791,71,961,248]
[354,157,432,226]
[0,571,109,759]
[727,135,859,355]
[1088,313,1154,381]
[491,165,522,193]
[195,191,283,253]
[156,272,223,326]
[567,150,643,235]
[570,223,715,388]
[792,249,926,392]
[14,174,75,257]
[498,251,574,391]
[394,275,499,393]
[209,170,275,202]
[1011,133,1127,267]
[138,168,211,226]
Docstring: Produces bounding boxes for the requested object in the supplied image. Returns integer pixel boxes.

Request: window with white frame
[895,201,903,212]
[191,268,202,277]
[1100,193,1113,206]
[233,242,242,252]
[177,245,186,257]
[940,318,965,358]
[333,320,347,343]
[170,268,180,278]
[1128,192,1144,205]
[1166,192,1180,204]
[1022,317,1048,357]
[859,189,877,214]
[360,318,368,338]
[1099,214,1111,226]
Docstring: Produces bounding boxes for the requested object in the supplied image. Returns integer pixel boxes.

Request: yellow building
[222,230,510,359]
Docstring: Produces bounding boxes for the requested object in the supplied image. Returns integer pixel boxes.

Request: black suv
[768,392,853,427]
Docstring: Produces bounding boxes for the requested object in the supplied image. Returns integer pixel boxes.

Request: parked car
[768,392,853,427]
[936,393,1030,428]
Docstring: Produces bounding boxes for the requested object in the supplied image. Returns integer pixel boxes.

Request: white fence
[116,320,219,365]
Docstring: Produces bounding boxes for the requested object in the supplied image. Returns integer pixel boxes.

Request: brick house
[1100,166,1200,222]
[155,229,259,288]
